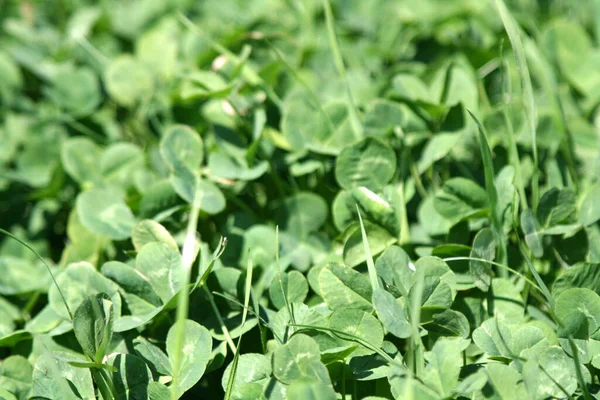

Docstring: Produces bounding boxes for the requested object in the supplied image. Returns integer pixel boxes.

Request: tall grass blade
[495,0,539,208]
[468,111,508,275]
[322,0,363,138]
[356,205,379,291]
[517,239,554,310]
[224,256,254,400]
[276,226,296,329]
[499,41,527,210]
[567,336,593,400]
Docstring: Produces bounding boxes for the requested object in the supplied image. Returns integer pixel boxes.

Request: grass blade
[224,256,254,400]
[499,40,527,210]
[567,336,593,400]
[322,0,362,138]
[468,111,508,275]
[275,226,296,328]
[356,205,379,291]
[0,228,72,320]
[495,0,539,208]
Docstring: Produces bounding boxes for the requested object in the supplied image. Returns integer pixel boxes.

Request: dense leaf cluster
[1,0,600,399]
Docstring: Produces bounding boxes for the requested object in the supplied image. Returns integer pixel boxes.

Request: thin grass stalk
[0,228,72,320]
[495,0,539,209]
[322,0,363,138]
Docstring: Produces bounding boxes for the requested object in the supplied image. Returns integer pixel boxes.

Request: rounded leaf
[104,55,154,106]
[335,137,396,191]
[76,188,136,240]
[160,125,204,172]
[166,320,212,396]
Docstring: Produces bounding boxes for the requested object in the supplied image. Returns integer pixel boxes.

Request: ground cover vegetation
[1,0,600,399]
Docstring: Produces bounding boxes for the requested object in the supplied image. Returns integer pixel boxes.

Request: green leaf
[0,356,32,400]
[0,257,51,295]
[555,288,600,339]
[490,278,525,324]
[221,354,271,393]
[0,389,17,400]
[76,188,136,240]
[523,346,583,400]
[425,309,470,339]
[132,241,184,305]
[104,55,154,107]
[133,337,172,378]
[375,245,414,297]
[579,184,600,226]
[417,133,462,174]
[73,293,113,363]
[388,364,439,400]
[49,262,121,320]
[541,19,600,98]
[180,70,231,100]
[45,67,101,115]
[61,137,102,186]
[160,125,204,172]
[521,209,544,258]
[102,261,163,315]
[422,338,469,398]
[335,137,396,192]
[472,318,512,358]
[277,193,328,239]
[136,21,178,80]
[132,219,179,252]
[409,257,456,310]
[343,221,396,268]
[281,99,355,155]
[552,262,600,298]
[352,187,400,237]
[272,334,331,385]
[106,354,152,399]
[329,308,384,356]
[363,99,426,137]
[470,228,495,292]
[100,143,144,190]
[193,178,226,213]
[148,382,171,400]
[269,271,308,310]
[319,263,372,311]
[166,319,212,396]
[31,352,95,400]
[537,188,577,228]
[434,177,488,222]
[287,379,337,400]
[208,152,268,181]
[485,363,528,399]
[372,288,411,339]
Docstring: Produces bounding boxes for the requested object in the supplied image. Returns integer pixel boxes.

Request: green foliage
[1,0,600,399]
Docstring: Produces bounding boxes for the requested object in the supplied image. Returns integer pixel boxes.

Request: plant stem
[170,204,200,400]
